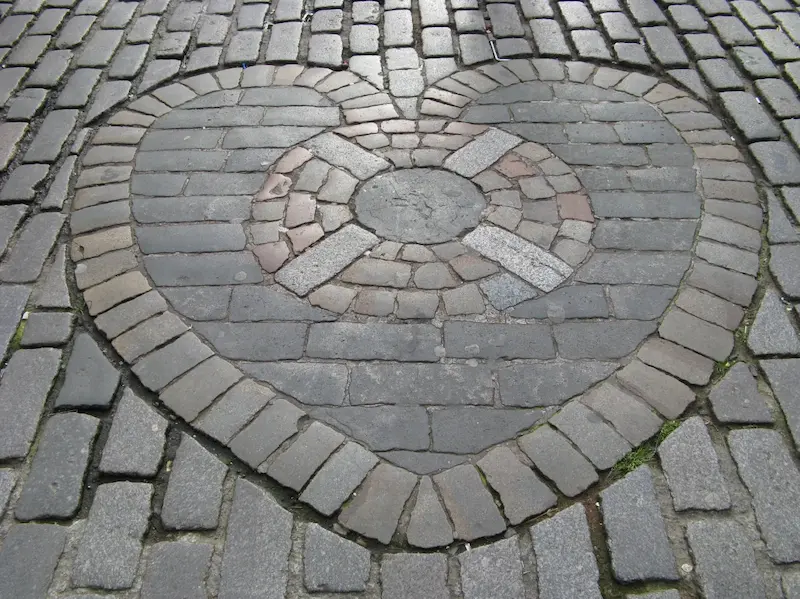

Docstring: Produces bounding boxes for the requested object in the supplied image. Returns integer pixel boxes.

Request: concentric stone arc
[65,61,760,548]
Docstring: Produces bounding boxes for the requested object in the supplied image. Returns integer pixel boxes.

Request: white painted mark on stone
[463,225,573,292]
[275,224,379,296]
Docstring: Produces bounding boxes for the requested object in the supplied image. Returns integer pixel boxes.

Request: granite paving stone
[686,520,768,599]
[383,553,449,599]
[99,387,167,476]
[218,479,292,599]
[314,406,429,450]
[658,417,731,510]
[243,362,345,405]
[748,288,800,355]
[500,360,616,407]
[56,332,119,408]
[228,398,303,467]
[460,537,526,599]
[709,362,773,424]
[616,360,694,418]
[161,435,228,530]
[433,464,507,540]
[0,524,67,599]
[304,523,370,592]
[550,402,632,470]
[761,359,800,449]
[299,442,379,515]
[140,541,213,599]
[71,482,153,589]
[518,425,598,496]
[132,332,214,391]
[432,407,547,453]
[19,311,73,347]
[477,446,557,524]
[15,412,99,520]
[637,338,714,385]
[581,381,663,445]
[0,212,64,283]
[406,476,454,548]
[532,504,602,599]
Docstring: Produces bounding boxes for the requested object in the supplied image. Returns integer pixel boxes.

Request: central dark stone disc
[354,168,487,244]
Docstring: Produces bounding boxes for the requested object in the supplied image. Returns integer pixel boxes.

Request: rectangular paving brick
[266,422,344,491]
[160,356,242,421]
[194,378,274,442]
[218,479,293,599]
[307,322,441,361]
[144,252,263,286]
[444,321,555,358]
[132,332,214,391]
[518,425,598,496]
[194,322,307,360]
[0,283,30,357]
[15,412,99,520]
[22,109,77,162]
[304,132,390,179]
[0,213,65,283]
[349,363,493,405]
[72,482,153,589]
[0,348,61,459]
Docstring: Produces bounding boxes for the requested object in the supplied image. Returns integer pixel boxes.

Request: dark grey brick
[510,285,609,319]
[19,311,73,348]
[6,88,47,120]
[70,201,130,235]
[551,402,631,470]
[434,464,506,540]
[218,479,293,599]
[584,102,661,121]
[519,425,598,496]
[608,285,676,320]
[554,320,657,359]
[144,252,262,286]
[299,442,379,516]
[76,28,122,66]
[750,141,800,185]
[100,388,167,476]
[6,34,49,66]
[0,67,27,105]
[432,407,546,453]
[162,435,227,530]
[709,362,773,424]
[531,504,602,599]
[72,482,152,589]
[305,523,370,592]
[137,222,245,253]
[23,109,77,162]
[194,322,305,360]
[601,466,678,582]
[15,412,99,520]
[0,212,64,283]
[314,406,428,450]
[770,244,800,298]
[698,58,745,90]
[338,463,417,543]
[228,398,304,467]
[307,322,440,361]
[109,44,148,78]
[687,520,767,599]
[27,49,71,87]
[444,322,554,359]
[56,332,119,408]
[711,15,756,46]
[477,446,557,524]
[499,360,617,407]
[591,192,700,218]
[132,332,214,391]
[593,220,695,250]
[581,381,663,445]
[140,541,213,599]
[459,537,526,599]
[266,421,343,490]
[0,164,49,201]
[689,261,758,306]
[0,14,33,45]
[748,288,800,356]
[0,524,67,599]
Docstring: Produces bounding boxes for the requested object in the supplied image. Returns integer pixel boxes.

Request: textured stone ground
[2,0,800,597]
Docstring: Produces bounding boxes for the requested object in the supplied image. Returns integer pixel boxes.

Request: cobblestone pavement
[2,0,800,596]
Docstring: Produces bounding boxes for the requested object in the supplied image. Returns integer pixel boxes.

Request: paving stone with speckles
[218,479,292,599]
[747,288,800,356]
[532,504,602,599]
[550,402,632,470]
[581,382,663,445]
[658,417,731,511]
[161,435,228,530]
[406,476,454,548]
[71,482,153,590]
[382,553,449,599]
[686,520,767,599]
[0,524,67,599]
[761,359,800,450]
[56,332,119,408]
[132,333,214,391]
[15,412,99,521]
[140,541,213,599]
[601,467,679,582]
[459,537,525,599]
[100,388,167,476]
[616,360,694,419]
[304,523,370,592]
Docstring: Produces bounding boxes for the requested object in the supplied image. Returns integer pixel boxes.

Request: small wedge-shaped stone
[747,288,800,356]
[406,477,454,548]
[433,464,507,541]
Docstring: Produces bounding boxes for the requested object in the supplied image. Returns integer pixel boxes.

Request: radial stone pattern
[70,62,756,547]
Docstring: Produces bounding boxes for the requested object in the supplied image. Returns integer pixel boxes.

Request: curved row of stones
[69,59,762,547]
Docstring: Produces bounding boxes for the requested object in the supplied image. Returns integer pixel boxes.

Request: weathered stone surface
[518,426,598,496]
[218,479,292,599]
[406,476,454,548]
[228,398,303,467]
[100,388,167,476]
[432,407,546,454]
[709,363,774,424]
[304,523,370,592]
[532,504,602,599]
[658,417,731,510]
[477,446,557,524]
[72,482,153,589]
[554,320,657,359]
[0,524,67,599]
[243,362,346,405]
[616,360,694,419]
[229,285,336,322]
[601,466,678,582]
[307,323,440,361]
[161,435,227,530]
[132,333,214,391]
[748,288,800,355]
[761,359,800,449]
[300,442,379,515]
[355,168,485,243]
[383,553,449,599]
[637,338,714,385]
[581,382,663,445]
[140,541,213,599]
[550,402,631,470]
[434,464,507,540]
[445,322,555,359]
[15,412,99,521]
[444,128,521,177]
[314,406,428,450]
[686,520,768,599]
[459,537,526,599]
[56,332,120,408]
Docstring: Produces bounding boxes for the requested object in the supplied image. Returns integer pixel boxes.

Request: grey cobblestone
[0,524,67,599]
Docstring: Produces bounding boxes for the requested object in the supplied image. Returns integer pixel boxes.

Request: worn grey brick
[519,425,598,496]
[140,541,213,599]
[299,442,379,515]
[23,109,77,162]
[100,388,167,476]
[0,212,64,283]
[0,524,67,599]
[56,332,119,408]
[305,524,370,592]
